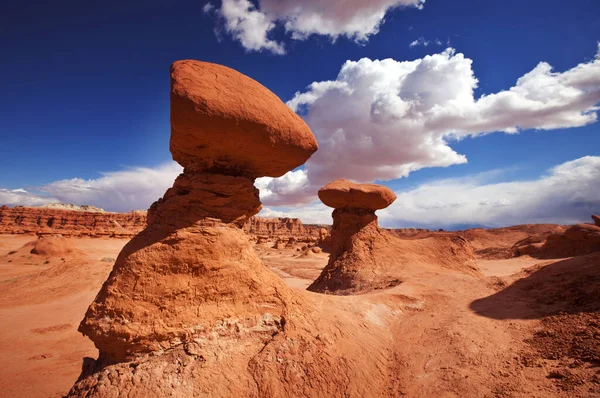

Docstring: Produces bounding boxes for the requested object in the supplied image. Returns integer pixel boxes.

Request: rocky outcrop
[0,205,146,237]
[67,61,392,398]
[592,214,600,227]
[309,180,479,295]
[40,203,106,212]
[25,235,83,257]
[0,204,330,242]
[242,216,329,243]
[513,219,600,259]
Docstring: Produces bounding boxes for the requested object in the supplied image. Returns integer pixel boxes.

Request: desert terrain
[0,207,598,397]
[1,60,599,397]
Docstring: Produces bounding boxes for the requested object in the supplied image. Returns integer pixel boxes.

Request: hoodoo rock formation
[67,62,392,397]
[309,180,479,295]
[308,180,401,294]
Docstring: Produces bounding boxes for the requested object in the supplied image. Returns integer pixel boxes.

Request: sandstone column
[308,179,398,294]
[77,60,318,363]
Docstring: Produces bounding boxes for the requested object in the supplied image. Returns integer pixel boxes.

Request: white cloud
[219,0,285,54]
[38,162,182,212]
[260,46,600,207]
[409,37,443,47]
[255,169,312,206]
[203,3,215,13]
[215,0,425,54]
[380,156,600,228]
[0,189,59,207]
[262,156,600,229]
[0,163,183,212]
[260,201,331,225]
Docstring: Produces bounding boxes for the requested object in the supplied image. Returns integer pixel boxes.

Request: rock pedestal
[308,180,399,294]
[68,62,396,398]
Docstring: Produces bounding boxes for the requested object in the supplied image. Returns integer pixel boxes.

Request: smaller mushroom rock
[309,180,478,295]
[318,179,396,210]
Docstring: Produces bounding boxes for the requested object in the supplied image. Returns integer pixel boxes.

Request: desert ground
[1,222,598,397]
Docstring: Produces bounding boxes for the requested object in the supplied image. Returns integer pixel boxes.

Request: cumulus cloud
[1,163,183,212]
[213,0,425,54]
[260,46,600,207]
[262,156,600,229]
[255,169,312,206]
[218,0,285,54]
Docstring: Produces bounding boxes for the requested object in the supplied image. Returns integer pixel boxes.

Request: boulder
[318,179,396,210]
[170,60,318,177]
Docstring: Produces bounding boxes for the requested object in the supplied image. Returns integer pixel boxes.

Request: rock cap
[318,179,396,210]
[170,60,318,177]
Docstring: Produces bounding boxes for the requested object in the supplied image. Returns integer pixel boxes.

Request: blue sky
[1,0,599,228]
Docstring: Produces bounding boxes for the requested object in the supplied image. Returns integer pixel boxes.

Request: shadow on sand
[470,252,600,320]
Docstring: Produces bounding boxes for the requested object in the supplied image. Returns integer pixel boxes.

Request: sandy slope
[0,231,598,397]
[0,236,126,398]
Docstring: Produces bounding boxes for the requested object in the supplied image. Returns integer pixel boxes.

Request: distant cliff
[0,206,330,241]
[242,217,330,242]
[0,205,147,237]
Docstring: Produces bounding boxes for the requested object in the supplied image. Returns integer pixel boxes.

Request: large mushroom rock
[308,180,479,295]
[76,61,318,365]
[68,62,393,397]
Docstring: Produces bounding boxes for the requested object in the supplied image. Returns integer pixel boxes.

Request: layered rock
[68,61,391,397]
[0,203,328,242]
[242,216,329,243]
[0,205,146,237]
[309,180,479,295]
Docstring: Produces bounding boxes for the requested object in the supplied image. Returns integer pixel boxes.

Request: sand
[0,231,598,397]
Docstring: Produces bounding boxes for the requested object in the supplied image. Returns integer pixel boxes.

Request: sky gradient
[1,0,599,229]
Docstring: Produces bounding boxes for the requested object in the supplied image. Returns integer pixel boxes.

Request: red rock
[26,235,82,257]
[592,214,600,227]
[147,171,262,227]
[0,205,146,238]
[519,223,600,259]
[170,60,318,177]
[242,216,328,243]
[309,190,478,295]
[318,179,396,210]
[66,60,395,398]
